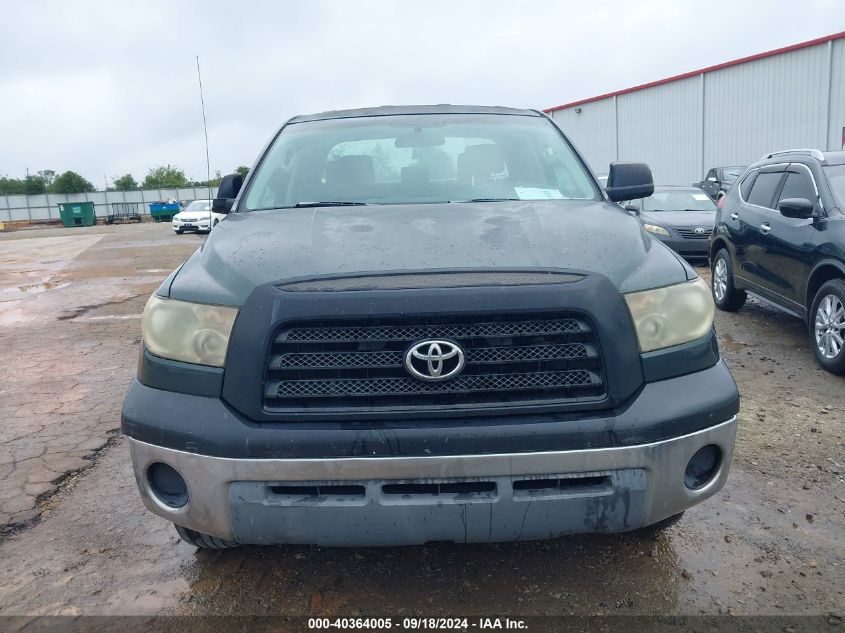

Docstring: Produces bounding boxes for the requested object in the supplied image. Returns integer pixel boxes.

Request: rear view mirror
[213,174,244,213]
[605,162,654,202]
[394,131,445,148]
[778,197,815,219]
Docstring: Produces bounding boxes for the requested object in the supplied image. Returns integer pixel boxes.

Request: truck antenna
[196,55,212,203]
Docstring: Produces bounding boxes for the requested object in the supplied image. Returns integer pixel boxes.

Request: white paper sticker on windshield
[692,194,710,201]
[514,187,564,200]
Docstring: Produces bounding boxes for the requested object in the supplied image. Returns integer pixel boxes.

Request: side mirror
[212,173,244,213]
[605,162,654,202]
[212,198,235,213]
[778,197,815,219]
[624,204,639,215]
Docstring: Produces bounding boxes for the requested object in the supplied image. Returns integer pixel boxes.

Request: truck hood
[167,200,692,306]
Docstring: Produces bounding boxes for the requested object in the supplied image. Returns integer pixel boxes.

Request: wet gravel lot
[0,223,842,620]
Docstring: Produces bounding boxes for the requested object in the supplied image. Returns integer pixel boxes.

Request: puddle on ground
[0,281,70,302]
[72,313,143,322]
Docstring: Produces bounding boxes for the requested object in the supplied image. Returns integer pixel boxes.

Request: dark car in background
[695,166,746,201]
[710,149,845,374]
[623,186,717,260]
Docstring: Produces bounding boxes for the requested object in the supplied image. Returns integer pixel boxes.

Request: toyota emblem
[695,227,706,235]
[404,340,465,381]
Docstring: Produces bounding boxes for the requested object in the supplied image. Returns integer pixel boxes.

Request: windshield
[722,167,745,184]
[643,190,717,212]
[185,200,211,211]
[243,114,598,210]
[825,165,845,207]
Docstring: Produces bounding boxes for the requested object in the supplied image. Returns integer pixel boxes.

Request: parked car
[695,166,746,201]
[171,199,225,234]
[122,105,739,548]
[710,149,845,374]
[622,186,717,260]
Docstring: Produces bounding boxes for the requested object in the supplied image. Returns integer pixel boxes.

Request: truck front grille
[263,315,605,412]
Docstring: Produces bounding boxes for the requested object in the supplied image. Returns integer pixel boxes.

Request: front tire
[174,229,183,235]
[175,524,239,549]
[810,279,845,375]
[711,249,746,312]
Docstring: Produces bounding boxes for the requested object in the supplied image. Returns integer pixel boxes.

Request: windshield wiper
[292,201,369,208]
[453,197,521,203]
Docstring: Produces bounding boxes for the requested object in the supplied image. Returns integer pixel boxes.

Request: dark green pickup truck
[122,105,739,548]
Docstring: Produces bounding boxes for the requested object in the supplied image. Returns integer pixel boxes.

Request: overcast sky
[2,1,843,187]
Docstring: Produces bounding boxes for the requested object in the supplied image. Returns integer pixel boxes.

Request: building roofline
[543,31,845,113]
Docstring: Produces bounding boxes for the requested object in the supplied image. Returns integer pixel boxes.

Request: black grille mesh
[469,343,588,363]
[270,343,590,371]
[272,350,403,370]
[273,370,595,398]
[264,315,605,412]
[284,319,582,343]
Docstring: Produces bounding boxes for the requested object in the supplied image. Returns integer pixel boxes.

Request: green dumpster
[58,202,96,227]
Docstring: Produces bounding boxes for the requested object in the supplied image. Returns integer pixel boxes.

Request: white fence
[0,186,218,223]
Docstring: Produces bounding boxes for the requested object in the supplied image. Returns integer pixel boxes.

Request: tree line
[0,165,250,195]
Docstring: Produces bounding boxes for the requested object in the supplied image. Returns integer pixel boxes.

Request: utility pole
[196,56,213,204]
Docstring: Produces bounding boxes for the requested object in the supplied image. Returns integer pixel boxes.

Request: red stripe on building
[543,31,845,113]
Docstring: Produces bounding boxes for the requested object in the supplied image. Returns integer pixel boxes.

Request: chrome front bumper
[128,417,736,545]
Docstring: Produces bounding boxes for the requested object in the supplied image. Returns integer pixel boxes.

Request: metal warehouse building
[544,31,845,186]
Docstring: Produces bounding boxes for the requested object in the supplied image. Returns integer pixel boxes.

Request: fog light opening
[147,462,189,508]
[684,444,722,490]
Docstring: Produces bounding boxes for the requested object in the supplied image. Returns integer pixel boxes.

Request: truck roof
[288,104,541,123]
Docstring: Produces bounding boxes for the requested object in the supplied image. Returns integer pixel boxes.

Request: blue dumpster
[149,202,181,222]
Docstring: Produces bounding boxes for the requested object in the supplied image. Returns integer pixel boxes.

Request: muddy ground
[0,223,842,620]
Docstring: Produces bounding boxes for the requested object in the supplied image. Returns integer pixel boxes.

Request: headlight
[643,223,670,237]
[624,278,714,352]
[141,295,238,366]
